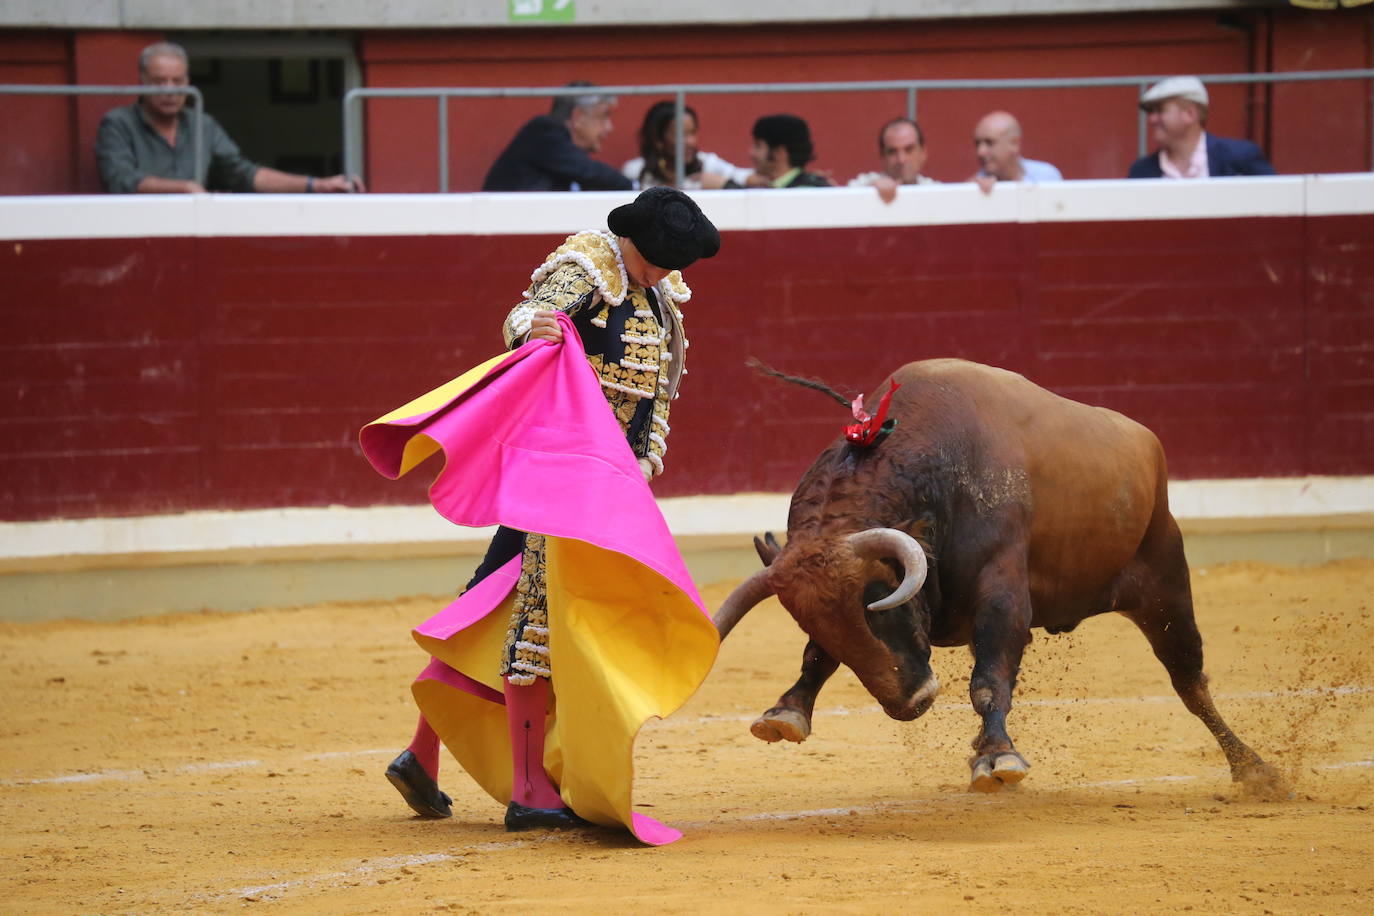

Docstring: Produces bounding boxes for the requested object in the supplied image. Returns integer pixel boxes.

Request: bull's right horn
[847,527,928,611]
[713,568,774,639]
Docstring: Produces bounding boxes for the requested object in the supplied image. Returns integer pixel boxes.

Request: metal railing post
[673,91,687,189]
[343,88,357,180]
[1137,81,1148,160]
[191,88,204,184]
[438,95,449,193]
[906,86,917,122]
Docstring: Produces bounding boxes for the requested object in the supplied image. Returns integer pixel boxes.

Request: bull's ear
[754,532,783,566]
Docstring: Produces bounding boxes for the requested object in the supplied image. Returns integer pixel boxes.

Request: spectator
[483,81,633,192]
[621,100,753,190]
[749,114,832,188]
[848,117,938,203]
[96,42,362,195]
[970,110,1061,194]
[1127,76,1275,179]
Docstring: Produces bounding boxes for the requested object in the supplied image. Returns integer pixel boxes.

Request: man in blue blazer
[483,81,634,192]
[1127,76,1275,179]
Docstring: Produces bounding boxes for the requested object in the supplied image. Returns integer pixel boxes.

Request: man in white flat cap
[1127,75,1274,178]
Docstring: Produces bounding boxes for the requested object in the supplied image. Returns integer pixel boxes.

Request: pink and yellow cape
[359,315,718,845]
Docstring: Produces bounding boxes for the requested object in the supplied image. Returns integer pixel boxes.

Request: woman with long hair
[622,100,753,190]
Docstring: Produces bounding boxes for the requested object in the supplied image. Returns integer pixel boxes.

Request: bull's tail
[745,357,851,409]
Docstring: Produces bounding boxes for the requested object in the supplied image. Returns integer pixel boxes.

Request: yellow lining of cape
[369,352,511,478]
[411,535,718,833]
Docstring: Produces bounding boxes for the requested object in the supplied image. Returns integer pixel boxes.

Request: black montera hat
[607,187,721,271]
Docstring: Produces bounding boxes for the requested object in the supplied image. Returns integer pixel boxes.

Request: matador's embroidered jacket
[498,230,693,684]
[503,230,690,476]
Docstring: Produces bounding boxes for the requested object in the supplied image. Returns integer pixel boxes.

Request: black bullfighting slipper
[503,801,592,832]
[385,750,453,818]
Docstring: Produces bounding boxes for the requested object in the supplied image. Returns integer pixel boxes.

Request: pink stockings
[406,715,441,781]
[504,676,564,809]
[406,676,562,809]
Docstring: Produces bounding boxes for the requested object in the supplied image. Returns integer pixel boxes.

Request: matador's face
[619,238,670,289]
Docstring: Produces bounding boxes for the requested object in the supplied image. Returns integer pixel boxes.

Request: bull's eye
[862,580,896,609]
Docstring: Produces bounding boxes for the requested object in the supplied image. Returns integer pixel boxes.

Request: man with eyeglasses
[95,42,362,194]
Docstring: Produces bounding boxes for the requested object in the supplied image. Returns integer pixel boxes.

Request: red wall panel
[0,32,74,195]
[1269,12,1373,177]
[1306,213,1374,476]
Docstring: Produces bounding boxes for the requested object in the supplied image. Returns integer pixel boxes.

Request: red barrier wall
[2,189,1371,523]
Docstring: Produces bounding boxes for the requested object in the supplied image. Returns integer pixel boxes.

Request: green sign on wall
[509,0,576,22]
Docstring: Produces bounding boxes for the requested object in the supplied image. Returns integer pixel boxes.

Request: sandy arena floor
[2,558,1372,914]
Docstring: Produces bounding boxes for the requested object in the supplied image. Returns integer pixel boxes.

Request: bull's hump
[899,358,1024,386]
[897,359,1151,440]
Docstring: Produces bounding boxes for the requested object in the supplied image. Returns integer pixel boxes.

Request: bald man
[969,110,1061,194]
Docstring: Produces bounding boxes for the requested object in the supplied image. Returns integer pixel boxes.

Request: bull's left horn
[847,527,929,611]
[713,568,774,639]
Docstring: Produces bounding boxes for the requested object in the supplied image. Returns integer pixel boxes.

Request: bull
[717,358,1283,795]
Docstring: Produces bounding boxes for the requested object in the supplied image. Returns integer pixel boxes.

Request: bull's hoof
[969,752,1029,793]
[750,708,811,744]
[1235,761,1292,800]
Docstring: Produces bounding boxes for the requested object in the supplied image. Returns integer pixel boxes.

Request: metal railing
[0,84,206,186]
[343,69,1374,191]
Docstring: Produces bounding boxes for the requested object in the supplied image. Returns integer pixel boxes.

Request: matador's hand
[528,310,564,343]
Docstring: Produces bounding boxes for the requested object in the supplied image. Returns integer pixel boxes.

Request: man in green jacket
[96,42,362,195]
[748,114,832,188]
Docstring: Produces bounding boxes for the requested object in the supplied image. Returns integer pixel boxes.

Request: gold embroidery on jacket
[501,533,551,684]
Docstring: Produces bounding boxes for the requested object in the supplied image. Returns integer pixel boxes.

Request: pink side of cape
[359,315,704,615]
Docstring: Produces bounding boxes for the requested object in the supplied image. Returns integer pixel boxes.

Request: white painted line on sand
[4,759,261,786]
[197,755,1374,903]
[305,749,394,761]
[200,841,556,903]
[179,759,261,773]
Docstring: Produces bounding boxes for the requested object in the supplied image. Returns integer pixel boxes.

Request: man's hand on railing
[312,174,366,193]
[135,176,207,194]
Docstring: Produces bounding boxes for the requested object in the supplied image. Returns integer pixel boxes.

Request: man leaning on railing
[95,42,363,195]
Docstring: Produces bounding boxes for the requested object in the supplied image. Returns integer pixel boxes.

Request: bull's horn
[713,568,774,639]
[847,527,929,611]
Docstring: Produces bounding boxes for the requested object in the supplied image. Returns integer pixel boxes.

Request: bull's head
[715,526,940,720]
